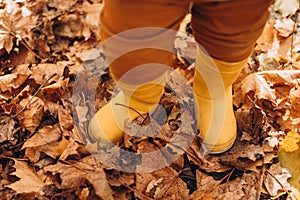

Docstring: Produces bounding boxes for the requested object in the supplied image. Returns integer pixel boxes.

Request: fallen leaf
[220,143,265,172]
[274,0,299,17]
[262,70,300,84]
[75,105,89,123]
[136,167,189,199]
[7,159,45,194]
[278,147,300,197]
[274,18,295,38]
[22,104,44,133]
[255,20,276,52]
[192,170,262,200]
[241,73,277,101]
[264,163,292,197]
[0,117,16,143]
[0,12,37,53]
[22,124,61,149]
[0,74,29,93]
[30,63,65,85]
[47,0,77,11]
[78,2,103,41]
[44,156,105,190]
[280,128,300,152]
[53,14,85,39]
[86,168,114,200]
[58,106,74,132]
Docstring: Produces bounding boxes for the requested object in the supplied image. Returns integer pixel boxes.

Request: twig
[19,38,44,60]
[0,73,57,136]
[211,168,235,189]
[58,160,96,172]
[115,103,146,120]
[196,168,235,199]
[116,178,154,200]
[9,31,44,60]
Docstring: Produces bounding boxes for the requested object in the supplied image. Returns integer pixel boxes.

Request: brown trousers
[100,0,273,83]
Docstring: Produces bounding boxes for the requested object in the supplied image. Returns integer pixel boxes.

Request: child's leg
[191,0,273,153]
[88,0,190,143]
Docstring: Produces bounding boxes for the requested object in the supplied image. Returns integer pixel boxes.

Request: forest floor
[0,0,300,199]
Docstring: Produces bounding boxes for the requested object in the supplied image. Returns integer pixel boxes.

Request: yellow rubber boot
[194,47,247,154]
[88,75,166,144]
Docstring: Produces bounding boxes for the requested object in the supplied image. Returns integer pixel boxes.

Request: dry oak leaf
[220,143,264,172]
[47,0,78,11]
[190,170,217,200]
[0,12,37,53]
[18,96,45,133]
[21,124,61,149]
[22,103,44,133]
[30,63,65,85]
[86,168,114,200]
[53,13,85,39]
[7,159,45,194]
[0,73,29,93]
[78,1,103,40]
[58,106,74,132]
[44,162,89,189]
[24,136,69,163]
[58,139,80,161]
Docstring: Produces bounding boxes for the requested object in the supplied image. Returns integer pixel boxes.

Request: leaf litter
[0,0,300,199]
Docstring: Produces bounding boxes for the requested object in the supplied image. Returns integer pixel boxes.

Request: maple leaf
[7,159,46,194]
[241,73,277,101]
[0,12,37,53]
[135,167,189,199]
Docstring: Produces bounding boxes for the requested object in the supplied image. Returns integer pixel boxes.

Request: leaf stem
[114,103,146,119]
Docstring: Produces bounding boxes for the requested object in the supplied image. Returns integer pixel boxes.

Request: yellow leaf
[280,128,300,152]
